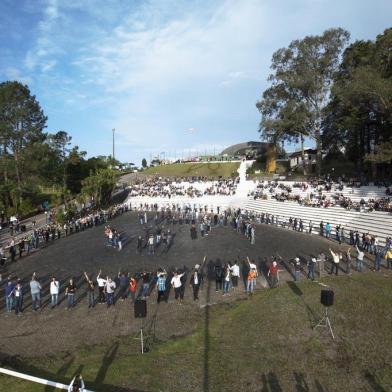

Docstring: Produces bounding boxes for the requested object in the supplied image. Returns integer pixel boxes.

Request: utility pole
[112,128,115,161]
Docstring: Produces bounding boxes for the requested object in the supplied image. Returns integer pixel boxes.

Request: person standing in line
[105,277,116,307]
[84,272,95,308]
[223,264,231,295]
[329,248,340,275]
[171,270,185,302]
[385,248,392,270]
[247,257,259,286]
[30,273,42,311]
[129,276,137,303]
[317,253,326,277]
[230,260,240,288]
[50,276,60,308]
[268,261,279,288]
[5,278,15,312]
[190,264,203,301]
[148,235,154,255]
[246,268,257,294]
[136,236,143,254]
[214,262,223,292]
[118,271,129,301]
[156,269,168,303]
[293,258,301,282]
[65,279,76,309]
[356,245,365,272]
[308,220,313,235]
[141,271,151,298]
[14,280,23,316]
[250,225,255,245]
[96,270,106,304]
[307,257,316,281]
[346,248,352,274]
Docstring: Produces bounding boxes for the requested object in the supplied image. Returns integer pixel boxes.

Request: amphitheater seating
[243,198,391,246]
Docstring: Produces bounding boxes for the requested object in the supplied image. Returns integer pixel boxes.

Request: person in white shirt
[96,270,106,304]
[50,277,60,308]
[171,271,185,301]
[105,277,116,307]
[247,257,258,285]
[230,261,240,288]
[329,248,340,275]
[356,245,365,272]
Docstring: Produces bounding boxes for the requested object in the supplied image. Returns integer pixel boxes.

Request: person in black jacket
[190,264,203,300]
[214,261,223,292]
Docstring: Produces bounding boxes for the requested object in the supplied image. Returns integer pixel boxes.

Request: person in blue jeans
[14,281,23,315]
[293,258,301,282]
[223,265,231,295]
[30,273,41,311]
[65,279,76,309]
[5,279,15,312]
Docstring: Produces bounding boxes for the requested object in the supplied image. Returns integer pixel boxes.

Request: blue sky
[1,0,391,165]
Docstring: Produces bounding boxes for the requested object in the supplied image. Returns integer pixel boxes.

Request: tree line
[257,27,392,179]
[0,81,119,218]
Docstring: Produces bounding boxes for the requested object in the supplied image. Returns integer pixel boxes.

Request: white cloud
[4,67,33,85]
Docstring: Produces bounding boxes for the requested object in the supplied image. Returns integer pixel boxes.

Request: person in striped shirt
[156,269,168,303]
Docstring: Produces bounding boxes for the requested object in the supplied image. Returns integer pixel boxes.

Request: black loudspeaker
[320,290,334,307]
[134,299,147,318]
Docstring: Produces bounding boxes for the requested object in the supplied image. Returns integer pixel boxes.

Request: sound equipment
[134,299,147,318]
[320,290,334,307]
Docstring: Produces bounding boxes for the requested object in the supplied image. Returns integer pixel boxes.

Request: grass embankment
[1,273,391,391]
[142,162,240,178]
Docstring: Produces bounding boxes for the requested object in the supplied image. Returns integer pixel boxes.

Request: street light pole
[112,128,115,161]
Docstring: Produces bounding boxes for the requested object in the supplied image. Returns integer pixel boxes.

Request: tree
[323,28,392,178]
[0,81,47,197]
[142,158,147,168]
[257,28,350,175]
[81,168,119,208]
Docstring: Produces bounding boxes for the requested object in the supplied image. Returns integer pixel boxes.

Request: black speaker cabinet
[134,299,147,318]
[320,290,334,307]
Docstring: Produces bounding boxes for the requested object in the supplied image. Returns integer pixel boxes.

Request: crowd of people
[248,179,392,212]
[0,203,130,264]
[128,177,239,198]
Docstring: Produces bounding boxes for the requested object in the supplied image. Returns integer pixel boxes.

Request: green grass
[142,162,240,178]
[1,274,391,391]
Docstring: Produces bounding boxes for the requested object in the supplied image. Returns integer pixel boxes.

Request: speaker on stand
[134,299,148,353]
[314,289,335,339]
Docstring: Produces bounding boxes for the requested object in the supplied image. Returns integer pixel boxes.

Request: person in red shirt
[268,260,279,288]
[129,276,137,303]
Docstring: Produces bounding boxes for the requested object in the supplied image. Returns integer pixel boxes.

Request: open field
[142,162,240,178]
[0,212,391,391]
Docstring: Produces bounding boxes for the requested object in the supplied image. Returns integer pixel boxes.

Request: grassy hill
[142,162,240,178]
[1,273,391,391]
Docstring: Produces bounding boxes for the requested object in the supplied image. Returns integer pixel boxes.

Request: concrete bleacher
[243,198,391,245]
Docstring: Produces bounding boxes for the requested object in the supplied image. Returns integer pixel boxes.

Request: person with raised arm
[84,272,96,308]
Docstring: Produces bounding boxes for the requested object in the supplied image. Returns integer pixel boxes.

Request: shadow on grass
[286,281,318,327]
[260,372,282,392]
[203,278,211,392]
[0,352,146,392]
[364,371,387,392]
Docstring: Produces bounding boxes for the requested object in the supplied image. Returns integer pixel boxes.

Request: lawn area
[142,162,240,178]
[1,273,391,391]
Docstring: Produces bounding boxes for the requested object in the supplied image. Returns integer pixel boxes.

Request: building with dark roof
[221,141,271,158]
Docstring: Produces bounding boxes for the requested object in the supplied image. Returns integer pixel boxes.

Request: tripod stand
[314,306,335,339]
[133,318,148,354]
